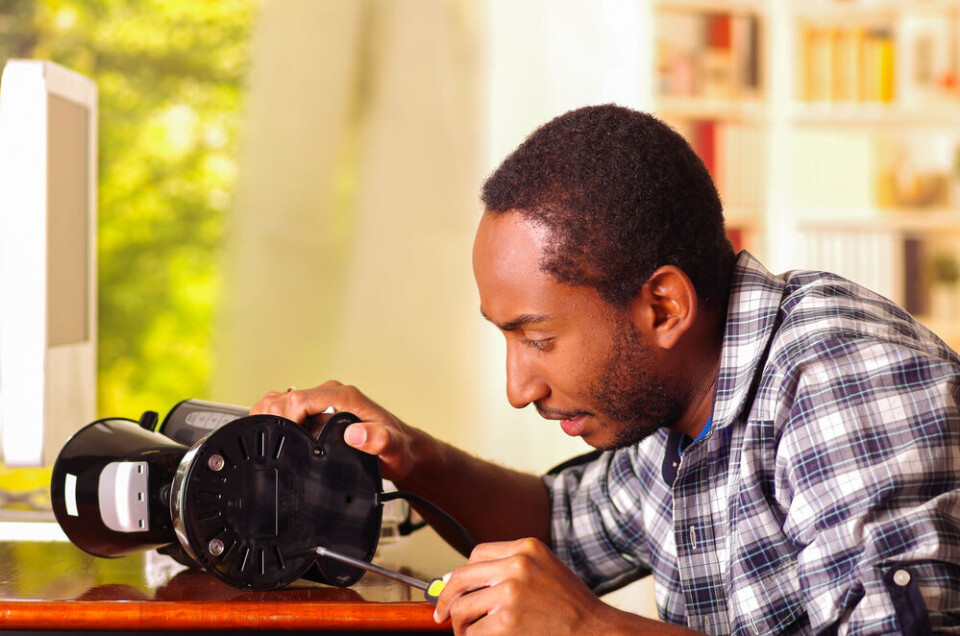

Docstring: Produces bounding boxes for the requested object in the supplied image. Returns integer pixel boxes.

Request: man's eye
[521,338,553,351]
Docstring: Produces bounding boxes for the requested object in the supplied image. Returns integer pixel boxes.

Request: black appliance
[51,400,384,590]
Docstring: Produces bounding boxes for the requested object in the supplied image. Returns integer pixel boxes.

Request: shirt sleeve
[774,337,960,634]
[543,442,662,596]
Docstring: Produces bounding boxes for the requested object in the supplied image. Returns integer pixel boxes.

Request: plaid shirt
[545,251,960,635]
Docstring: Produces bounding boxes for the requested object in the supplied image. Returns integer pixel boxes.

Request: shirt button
[893,569,911,587]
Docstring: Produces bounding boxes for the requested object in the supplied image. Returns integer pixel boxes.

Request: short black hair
[481,104,735,307]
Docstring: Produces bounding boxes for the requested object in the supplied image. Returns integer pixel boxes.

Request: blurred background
[3,0,960,617]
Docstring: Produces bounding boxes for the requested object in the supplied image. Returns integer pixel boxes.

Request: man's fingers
[343,422,395,456]
[250,381,416,482]
[250,382,368,423]
[467,538,547,564]
[442,584,500,634]
[434,559,505,622]
[434,539,554,623]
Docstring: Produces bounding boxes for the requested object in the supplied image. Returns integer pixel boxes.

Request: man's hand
[252,382,556,556]
[251,380,417,482]
[434,538,657,636]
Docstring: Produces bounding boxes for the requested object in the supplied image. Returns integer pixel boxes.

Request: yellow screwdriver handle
[424,577,446,605]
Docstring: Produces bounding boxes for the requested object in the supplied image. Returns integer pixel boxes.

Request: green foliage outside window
[1,0,257,417]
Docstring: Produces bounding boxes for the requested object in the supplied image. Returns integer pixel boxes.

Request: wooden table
[0,523,459,633]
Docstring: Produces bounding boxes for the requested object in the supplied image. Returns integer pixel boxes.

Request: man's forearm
[394,428,551,553]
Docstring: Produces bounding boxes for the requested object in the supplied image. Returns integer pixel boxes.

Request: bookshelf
[650,0,960,350]
[788,0,960,349]
[652,0,767,256]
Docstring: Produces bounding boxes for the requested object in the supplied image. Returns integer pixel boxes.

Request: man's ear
[627,266,698,350]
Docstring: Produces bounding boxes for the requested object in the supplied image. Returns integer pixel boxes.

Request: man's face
[472,211,684,450]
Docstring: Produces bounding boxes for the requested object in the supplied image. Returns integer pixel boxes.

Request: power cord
[377,490,476,552]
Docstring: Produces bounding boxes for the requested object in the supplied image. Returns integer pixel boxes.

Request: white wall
[215,0,660,617]
[215,0,662,485]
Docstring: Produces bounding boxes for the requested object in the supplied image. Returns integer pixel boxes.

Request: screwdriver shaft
[315,546,429,591]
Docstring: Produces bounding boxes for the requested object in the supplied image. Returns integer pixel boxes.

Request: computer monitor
[0,60,98,467]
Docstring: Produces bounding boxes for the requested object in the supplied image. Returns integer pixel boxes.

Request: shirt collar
[709,251,785,432]
[678,416,713,456]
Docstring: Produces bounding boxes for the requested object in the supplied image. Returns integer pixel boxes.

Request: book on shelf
[656,10,761,100]
[903,237,927,316]
[864,29,895,103]
[833,27,863,103]
[799,24,895,103]
[902,237,960,323]
[899,14,960,104]
[798,228,904,307]
[798,230,960,324]
[701,13,733,99]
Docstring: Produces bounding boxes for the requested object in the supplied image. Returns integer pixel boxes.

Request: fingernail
[433,610,440,623]
[344,424,366,446]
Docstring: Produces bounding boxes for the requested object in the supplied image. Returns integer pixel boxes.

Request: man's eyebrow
[479,308,551,332]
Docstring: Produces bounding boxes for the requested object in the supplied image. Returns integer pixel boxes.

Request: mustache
[536,404,591,420]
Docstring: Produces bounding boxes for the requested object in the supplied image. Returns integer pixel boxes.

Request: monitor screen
[0,60,98,469]
[47,93,90,347]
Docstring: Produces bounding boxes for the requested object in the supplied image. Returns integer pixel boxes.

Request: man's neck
[672,306,724,440]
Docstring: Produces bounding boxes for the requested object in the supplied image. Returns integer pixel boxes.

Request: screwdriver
[315,545,448,605]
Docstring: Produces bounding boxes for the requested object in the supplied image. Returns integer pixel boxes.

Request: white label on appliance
[65,473,79,516]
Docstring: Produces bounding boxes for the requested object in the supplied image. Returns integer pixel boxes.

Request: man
[254,105,960,634]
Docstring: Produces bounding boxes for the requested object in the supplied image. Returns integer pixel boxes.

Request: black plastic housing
[51,418,186,557]
[51,406,383,591]
[172,412,383,590]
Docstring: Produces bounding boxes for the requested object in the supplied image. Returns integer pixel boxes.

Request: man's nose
[505,345,549,409]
